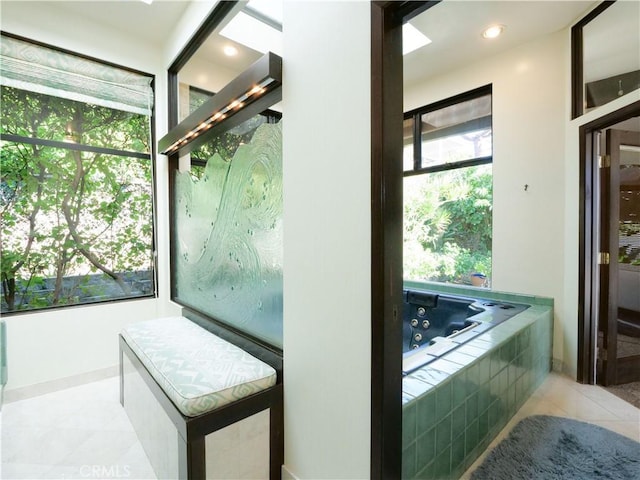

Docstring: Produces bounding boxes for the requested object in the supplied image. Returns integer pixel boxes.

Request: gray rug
[471,415,640,480]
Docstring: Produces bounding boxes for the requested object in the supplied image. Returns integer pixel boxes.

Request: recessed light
[140,0,153,4]
[223,45,239,57]
[482,25,505,39]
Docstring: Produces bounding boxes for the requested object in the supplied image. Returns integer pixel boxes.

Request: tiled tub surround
[402,282,553,480]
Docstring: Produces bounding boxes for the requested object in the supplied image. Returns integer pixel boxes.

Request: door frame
[370,2,439,478]
[577,100,640,384]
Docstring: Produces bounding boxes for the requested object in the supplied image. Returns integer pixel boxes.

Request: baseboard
[4,365,119,403]
[282,465,300,480]
[552,357,563,373]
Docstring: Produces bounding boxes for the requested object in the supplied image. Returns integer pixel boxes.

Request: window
[404,86,492,286]
[0,34,156,313]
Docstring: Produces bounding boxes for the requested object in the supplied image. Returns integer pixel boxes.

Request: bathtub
[402,289,529,375]
[401,282,553,480]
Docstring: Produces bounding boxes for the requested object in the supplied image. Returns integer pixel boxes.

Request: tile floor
[1,376,156,479]
[1,371,639,479]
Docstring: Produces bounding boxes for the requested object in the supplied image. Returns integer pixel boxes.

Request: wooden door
[599,128,640,386]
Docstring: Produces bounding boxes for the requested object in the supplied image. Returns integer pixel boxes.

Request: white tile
[589,420,640,442]
[1,377,153,479]
[0,462,53,479]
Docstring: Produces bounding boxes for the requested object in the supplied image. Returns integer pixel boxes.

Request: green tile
[446,351,476,368]
[478,408,489,442]
[430,359,462,376]
[508,364,518,387]
[507,385,516,415]
[501,339,516,363]
[478,356,491,384]
[488,399,502,431]
[415,461,435,480]
[499,368,508,394]
[417,391,437,433]
[466,392,478,423]
[490,350,503,378]
[436,381,452,418]
[452,372,468,408]
[481,328,512,344]
[402,442,417,480]
[478,384,490,413]
[412,367,449,387]
[516,328,531,354]
[490,375,500,397]
[451,433,466,476]
[456,343,487,358]
[465,419,479,457]
[451,403,466,439]
[435,414,452,456]
[403,402,417,448]
[403,376,433,399]
[402,392,416,406]
[417,427,436,470]
[465,363,480,390]
[433,446,452,480]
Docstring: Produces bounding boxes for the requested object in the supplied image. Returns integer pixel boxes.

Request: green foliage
[404,165,493,284]
[1,86,154,312]
[619,222,640,265]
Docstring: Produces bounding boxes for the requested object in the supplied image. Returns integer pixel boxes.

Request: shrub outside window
[404,86,493,286]
[0,34,156,313]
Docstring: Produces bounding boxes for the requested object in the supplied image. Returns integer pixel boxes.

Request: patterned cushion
[121,316,276,417]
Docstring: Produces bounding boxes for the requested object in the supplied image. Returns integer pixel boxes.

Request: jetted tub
[402,288,529,375]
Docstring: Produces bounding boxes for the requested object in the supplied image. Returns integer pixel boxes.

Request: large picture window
[404,86,493,286]
[0,34,156,313]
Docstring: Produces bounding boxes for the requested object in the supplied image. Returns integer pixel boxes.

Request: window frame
[0,32,158,315]
[404,84,493,177]
[402,84,493,285]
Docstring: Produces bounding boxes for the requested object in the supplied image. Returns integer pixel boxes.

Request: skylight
[220,11,282,56]
[403,23,432,55]
[246,0,283,24]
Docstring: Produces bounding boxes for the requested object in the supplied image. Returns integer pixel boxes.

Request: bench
[119,315,283,479]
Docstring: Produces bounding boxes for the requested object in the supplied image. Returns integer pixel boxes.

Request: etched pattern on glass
[174,122,282,347]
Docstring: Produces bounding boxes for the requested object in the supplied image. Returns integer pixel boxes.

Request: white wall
[0,1,181,391]
[282,2,371,478]
[405,31,568,371]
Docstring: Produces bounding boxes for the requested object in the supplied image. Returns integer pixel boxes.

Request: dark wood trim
[160,52,282,156]
[404,84,492,118]
[578,126,597,384]
[577,100,640,384]
[166,1,239,129]
[0,133,151,160]
[371,2,442,477]
[395,1,441,23]
[403,156,492,177]
[571,1,616,119]
[371,3,404,478]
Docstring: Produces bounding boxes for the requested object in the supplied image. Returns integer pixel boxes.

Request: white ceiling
[404,1,597,87]
[31,0,626,89]
[41,0,192,46]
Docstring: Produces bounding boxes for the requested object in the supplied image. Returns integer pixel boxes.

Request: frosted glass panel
[173,120,282,348]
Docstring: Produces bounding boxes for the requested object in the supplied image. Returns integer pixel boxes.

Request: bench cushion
[121,316,276,417]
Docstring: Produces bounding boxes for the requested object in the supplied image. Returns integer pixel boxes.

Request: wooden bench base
[120,335,283,479]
